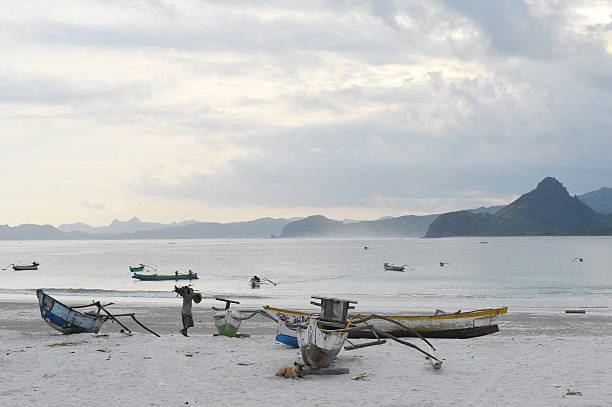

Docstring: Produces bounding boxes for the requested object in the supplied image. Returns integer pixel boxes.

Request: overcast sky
[1,0,611,226]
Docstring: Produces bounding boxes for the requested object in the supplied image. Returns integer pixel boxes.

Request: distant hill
[280,214,439,238]
[0,224,89,240]
[425,177,612,237]
[0,218,294,240]
[58,217,199,234]
[578,187,612,215]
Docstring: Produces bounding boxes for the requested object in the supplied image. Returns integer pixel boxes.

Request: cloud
[0,0,611,223]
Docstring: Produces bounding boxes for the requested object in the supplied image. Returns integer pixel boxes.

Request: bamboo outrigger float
[294,296,442,370]
[36,289,159,337]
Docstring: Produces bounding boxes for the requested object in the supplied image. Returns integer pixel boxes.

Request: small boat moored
[12,261,40,271]
[129,264,146,272]
[132,270,198,281]
[383,262,406,272]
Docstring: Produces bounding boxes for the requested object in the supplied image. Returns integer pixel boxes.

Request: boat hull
[213,310,242,337]
[36,290,105,334]
[13,264,39,271]
[131,273,198,281]
[263,306,310,347]
[264,306,507,342]
[129,265,145,272]
[296,318,347,369]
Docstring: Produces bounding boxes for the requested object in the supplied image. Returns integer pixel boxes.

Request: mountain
[0,218,294,240]
[0,224,89,240]
[425,177,612,237]
[127,217,291,239]
[58,217,199,234]
[469,205,506,214]
[578,187,612,215]
[280,214,439,238]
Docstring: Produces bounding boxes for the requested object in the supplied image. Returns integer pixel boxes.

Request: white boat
[296,317,349,369]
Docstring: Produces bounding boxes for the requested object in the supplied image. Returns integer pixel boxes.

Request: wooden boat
[263,306,310,347]
[13,261,39,271]
[129,264,146,272]
[36,289,160,336]
[383,262,405,272]
[132,271,198,281]
[295,297,356,369]
[263,305,508,346]
[249,277,260,289]
[212,298,242,337]
[36,289,105,334]
[294,296,443,370]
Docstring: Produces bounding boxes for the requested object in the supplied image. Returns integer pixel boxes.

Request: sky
[1,0,611,226]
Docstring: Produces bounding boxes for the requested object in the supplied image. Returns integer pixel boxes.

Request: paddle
[262,278,277,286]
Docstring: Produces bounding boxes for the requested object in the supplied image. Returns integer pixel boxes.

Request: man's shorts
[182,314,194,329]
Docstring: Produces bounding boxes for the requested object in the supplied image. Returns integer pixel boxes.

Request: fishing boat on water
[132,271,198,281]
[383,262,406,272]
[12,261,40,271]
[36,289,159,336]
[264,305,508,347]
[129,264,146,272]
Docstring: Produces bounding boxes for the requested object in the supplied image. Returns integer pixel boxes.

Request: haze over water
[1,238,611,314]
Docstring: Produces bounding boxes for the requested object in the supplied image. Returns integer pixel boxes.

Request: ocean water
[1,237,611,314]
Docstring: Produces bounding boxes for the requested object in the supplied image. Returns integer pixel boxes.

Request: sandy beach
[1,300,611,407]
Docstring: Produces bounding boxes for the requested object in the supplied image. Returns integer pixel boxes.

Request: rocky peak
[533,177,569,198]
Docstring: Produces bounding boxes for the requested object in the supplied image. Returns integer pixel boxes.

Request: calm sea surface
[1,237,611,314]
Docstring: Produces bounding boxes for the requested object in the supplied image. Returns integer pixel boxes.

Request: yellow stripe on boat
[264,305,312,316]
[264,305,507,320]
[358,306,508,321]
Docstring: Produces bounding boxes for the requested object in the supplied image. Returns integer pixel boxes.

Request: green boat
[132,272,198,281]
[212,298,242,337]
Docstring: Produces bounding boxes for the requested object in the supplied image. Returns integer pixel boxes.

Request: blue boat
[36,289,105,334]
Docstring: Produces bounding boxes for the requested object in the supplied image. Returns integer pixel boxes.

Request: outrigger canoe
[13,261,39,271]
[129,264,146,272]
[36,289,160,336]
[36,289,105,334]
[132,272,198,281]
[383,263,405,272]
[264,305,508,347]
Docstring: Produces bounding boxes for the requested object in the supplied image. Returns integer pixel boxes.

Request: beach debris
[572,257,584,263]
[237,362,254,366]
[565,309,586,314]
[48,341,86,347]
[275,362,304,379]
[439,262,450,267]
[566,389,582,396]
[352,373,372,381]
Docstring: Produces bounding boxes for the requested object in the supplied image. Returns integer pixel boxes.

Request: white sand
[1,301,611,406]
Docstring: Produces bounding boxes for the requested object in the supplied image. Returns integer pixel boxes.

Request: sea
[1,237,611,314]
